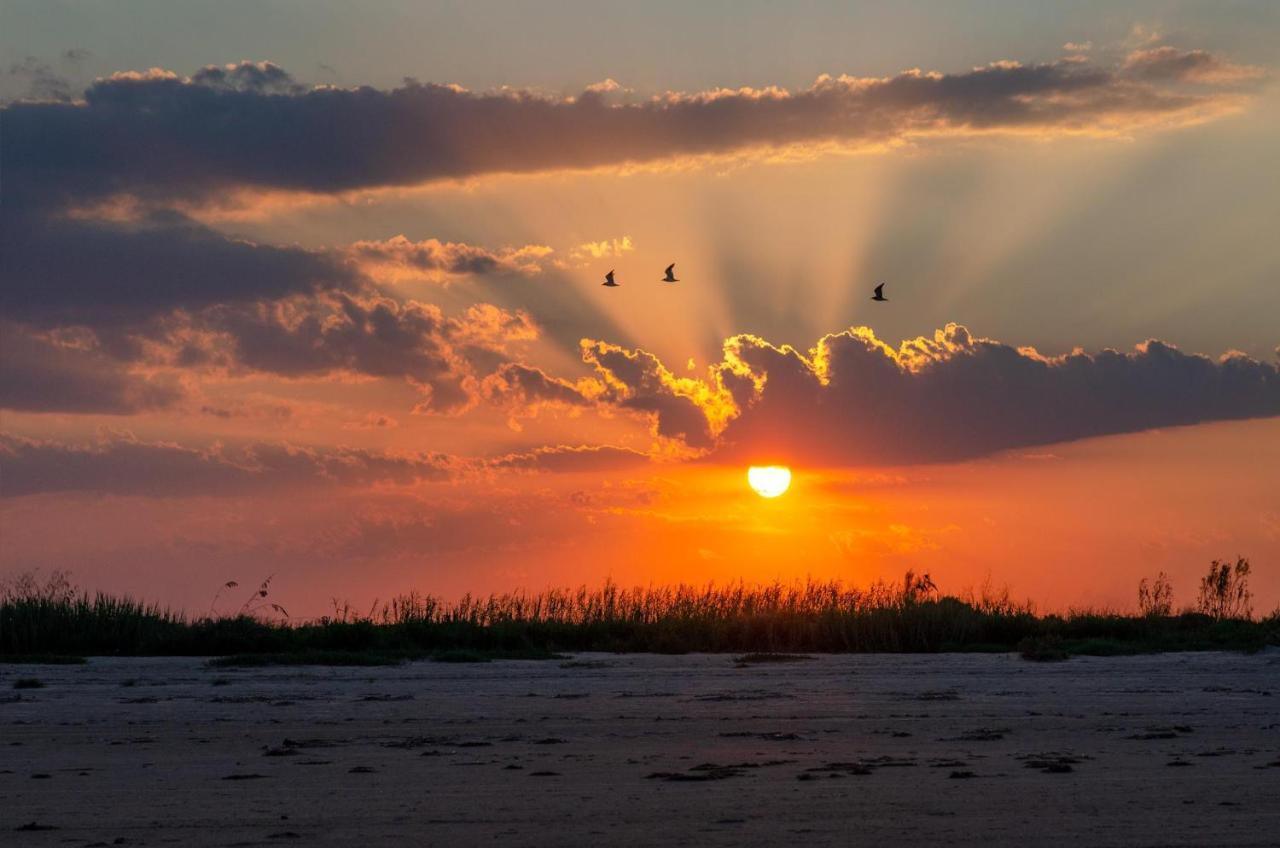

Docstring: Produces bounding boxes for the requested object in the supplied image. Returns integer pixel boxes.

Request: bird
[662,263,679,283]
[871,283,887,302]
[602,270,619,287]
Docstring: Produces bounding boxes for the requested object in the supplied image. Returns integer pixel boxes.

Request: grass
[2,576,1277,660]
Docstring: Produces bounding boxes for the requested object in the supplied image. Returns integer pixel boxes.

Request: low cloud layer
[0,434,456,498]
[563,325,1280,464]
[0,434,650,499]
[488,444,651,474]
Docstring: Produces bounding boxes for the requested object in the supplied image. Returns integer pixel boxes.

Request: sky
[2,1,1278,616]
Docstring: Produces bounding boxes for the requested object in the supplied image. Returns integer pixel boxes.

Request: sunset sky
[2,1,1278,616]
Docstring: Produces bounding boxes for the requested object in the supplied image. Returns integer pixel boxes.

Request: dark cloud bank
[3,53,1253,209]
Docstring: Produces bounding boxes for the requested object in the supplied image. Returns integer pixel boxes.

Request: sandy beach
[3,651,1278,846]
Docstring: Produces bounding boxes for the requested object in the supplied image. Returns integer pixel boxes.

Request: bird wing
[605,270,614,283]
[874,283,884,296]
[665,263,675,276]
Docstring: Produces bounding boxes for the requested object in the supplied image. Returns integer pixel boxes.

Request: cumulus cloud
[156,295,539,413]
[580,340,731,448]
[0,434,456,498]
[189,60,303,94]
[480,362,597,411]
[553,325,1280,464]
[2,51,1258,210]
[0,289,539,414]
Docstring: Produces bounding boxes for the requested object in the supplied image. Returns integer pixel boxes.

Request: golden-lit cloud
[564,236,636,265]
[350,235,555,281]
[534,324,1280,464]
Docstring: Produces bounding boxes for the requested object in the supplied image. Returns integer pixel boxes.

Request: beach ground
[3,651,1278,846]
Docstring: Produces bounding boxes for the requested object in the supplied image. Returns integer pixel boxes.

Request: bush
[1196,557,1253,620]
[1138,572,1173,617]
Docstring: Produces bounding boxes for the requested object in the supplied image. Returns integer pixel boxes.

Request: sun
[747,465,792,498]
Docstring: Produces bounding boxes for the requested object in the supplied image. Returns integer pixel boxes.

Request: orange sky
[2,8,1279,617]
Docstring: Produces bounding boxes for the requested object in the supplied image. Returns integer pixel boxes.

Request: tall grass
[1,571,1276,658]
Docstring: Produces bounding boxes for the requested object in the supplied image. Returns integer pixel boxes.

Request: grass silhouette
[2,570,1275,660]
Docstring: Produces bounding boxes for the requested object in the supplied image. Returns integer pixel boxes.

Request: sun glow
[747,465,792,498]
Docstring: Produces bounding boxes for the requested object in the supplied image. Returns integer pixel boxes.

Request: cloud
[351,235,554,280]
[580,340,725,448]
[161,295,539,413]
[2,267,539,414]
[342,412,399,430]
[0,433,456,498]
[2,49,1257,414]
[480,362,598,411]
[564,324,1280,464]
[1122,47,1263,85]
[3,52,1258,210]
[0,325,182,414]
[565,236,635,264]
[488,444,651,473]
[189,60,304,94]
[1,212,358,327]
[325,503,557,559]
[0,432,647,500]
[5,56,74,102]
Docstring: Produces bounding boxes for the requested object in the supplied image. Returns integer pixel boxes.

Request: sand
[2,651,1278,846]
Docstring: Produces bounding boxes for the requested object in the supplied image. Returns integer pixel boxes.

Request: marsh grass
[2,571,1276,659]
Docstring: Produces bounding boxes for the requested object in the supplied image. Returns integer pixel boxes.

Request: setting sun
[747,466,792,498]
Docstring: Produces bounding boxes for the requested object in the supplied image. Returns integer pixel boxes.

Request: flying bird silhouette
[602,270,619,287]
[662,263,679,283]
[871,283,887,302]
